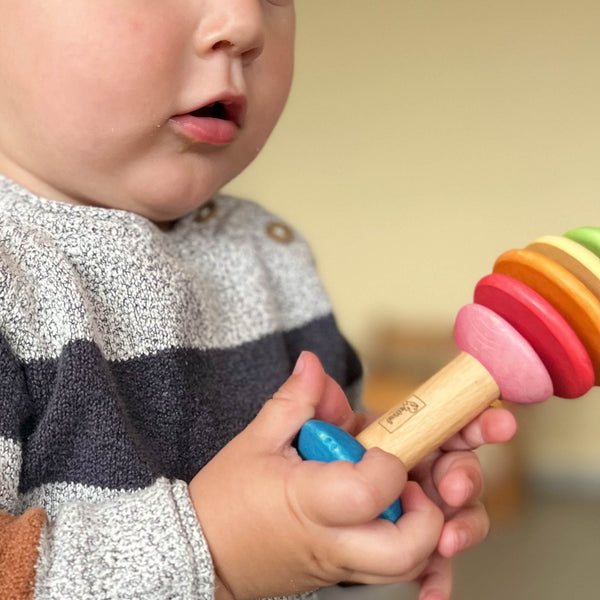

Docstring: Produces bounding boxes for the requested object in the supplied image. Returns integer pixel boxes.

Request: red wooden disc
[494,248,600,385]
[474,273,594,398]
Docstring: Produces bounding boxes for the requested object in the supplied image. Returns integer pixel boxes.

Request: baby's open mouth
[170,95,247,144]
[191,102,228,120]
[187,98,246,129]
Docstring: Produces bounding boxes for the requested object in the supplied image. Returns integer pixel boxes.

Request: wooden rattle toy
[298,226,600,521]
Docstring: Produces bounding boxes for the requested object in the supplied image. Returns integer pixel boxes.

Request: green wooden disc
[564,227,600,259]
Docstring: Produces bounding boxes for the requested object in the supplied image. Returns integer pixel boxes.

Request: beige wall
[225,1,600,478]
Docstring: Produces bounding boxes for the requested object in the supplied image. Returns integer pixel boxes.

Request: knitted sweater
[0,176,362,600]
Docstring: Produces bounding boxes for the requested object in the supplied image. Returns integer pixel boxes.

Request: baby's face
[0,0,295,221]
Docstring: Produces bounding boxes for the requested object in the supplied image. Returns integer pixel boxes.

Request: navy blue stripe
[0,332,32,441]
[2,315,362,492]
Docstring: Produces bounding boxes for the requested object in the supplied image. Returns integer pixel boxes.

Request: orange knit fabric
[0,508,47,600]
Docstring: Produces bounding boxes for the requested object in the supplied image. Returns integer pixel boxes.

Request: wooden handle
[356,352,500,470]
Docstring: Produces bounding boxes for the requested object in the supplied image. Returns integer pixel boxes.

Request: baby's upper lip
[179,94,247,128]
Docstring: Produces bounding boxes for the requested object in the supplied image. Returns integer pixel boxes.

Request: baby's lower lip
[170,114,238,145]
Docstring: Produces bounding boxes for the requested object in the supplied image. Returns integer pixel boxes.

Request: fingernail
[293,352,306,375]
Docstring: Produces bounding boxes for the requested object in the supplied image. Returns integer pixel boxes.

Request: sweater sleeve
[0,337,216,600]
[34,478,215,599]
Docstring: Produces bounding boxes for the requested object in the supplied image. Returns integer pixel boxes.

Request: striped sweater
[0,176,362,600]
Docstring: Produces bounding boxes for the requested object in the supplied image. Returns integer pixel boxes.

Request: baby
[0,2,516,600]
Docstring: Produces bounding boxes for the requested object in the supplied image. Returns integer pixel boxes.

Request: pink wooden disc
[474,273,594,398]
[454,303,553,404]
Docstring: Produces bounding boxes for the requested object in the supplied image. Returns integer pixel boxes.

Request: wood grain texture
[454,304,553,403]
[356,352,499,469]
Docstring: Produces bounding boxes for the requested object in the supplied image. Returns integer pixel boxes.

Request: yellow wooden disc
[494,248,600,384]
[527,235,600,301]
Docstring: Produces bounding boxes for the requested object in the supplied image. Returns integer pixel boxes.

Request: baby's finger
[333,483,444,580]
[437,502,490,558]
[247,351,328,449]
[433,451,484,509]
[312,374,361,434]
[440,407,517,451]
[417,553,453,600]
[291,447,407,527]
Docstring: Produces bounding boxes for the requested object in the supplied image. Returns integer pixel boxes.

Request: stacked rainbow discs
[458,226,600,403]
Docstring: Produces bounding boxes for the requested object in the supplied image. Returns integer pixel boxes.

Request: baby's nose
[193,0,265,65]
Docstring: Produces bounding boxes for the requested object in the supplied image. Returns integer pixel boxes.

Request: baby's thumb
[246,351,327,449]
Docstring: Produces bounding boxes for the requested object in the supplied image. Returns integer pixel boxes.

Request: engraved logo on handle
[379,395,426,433]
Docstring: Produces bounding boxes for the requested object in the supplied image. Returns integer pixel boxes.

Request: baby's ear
[244,351,329,449]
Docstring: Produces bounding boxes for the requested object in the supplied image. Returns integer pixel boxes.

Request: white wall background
[225,0,600,484]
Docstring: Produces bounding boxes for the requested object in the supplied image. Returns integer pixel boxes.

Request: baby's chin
[121,168,230,222]
[62,190,203,223]
[125,204,200,225]
[132,196,214,224]
[98,177,221,223]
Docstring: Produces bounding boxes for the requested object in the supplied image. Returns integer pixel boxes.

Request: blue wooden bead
[297,420,402,522]
[298,419,366,463]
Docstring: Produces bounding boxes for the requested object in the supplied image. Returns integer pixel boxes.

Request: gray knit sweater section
[0,176,362,599]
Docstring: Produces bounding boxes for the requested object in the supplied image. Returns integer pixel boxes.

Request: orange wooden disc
[494,248,600,385]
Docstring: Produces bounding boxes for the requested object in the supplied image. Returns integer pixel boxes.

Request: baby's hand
[188,352,444,600]
[409,405,518,600]
[314,368,518,600]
